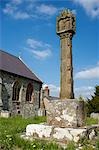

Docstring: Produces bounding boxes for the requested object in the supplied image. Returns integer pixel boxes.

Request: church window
[12,81,21,101]
[26,83,33,101]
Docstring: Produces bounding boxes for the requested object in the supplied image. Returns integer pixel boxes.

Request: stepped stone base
[26,124,99,143]
[44,98,85,128]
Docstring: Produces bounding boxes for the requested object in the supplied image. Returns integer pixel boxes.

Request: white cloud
[31,49,51,59]
[72,0,99,18]
[43,83,95,99]
[3,2,30,20]
[3,4,17,15]
[27,38,51,48]
[43,84,95,98]
[27,39,51,49]
[43,84,60,97]
[27,39,42,49]
[2,1,58,20]
[12,0,22,5]
[75,86,95,98]
[26,38,52,59]
[72,9,77,15]
[36,4,58,16]
[2,1,65,20]
[13,11,30,19]
[75,66,99,79]
[3,1,77,21]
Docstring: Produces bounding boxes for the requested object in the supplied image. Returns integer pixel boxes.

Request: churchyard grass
[0,116,63,150]
[0,116,99,150]
[85,117,98,126]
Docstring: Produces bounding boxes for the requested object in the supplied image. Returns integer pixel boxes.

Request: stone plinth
[44,98,85,128]
[26,124,99,143]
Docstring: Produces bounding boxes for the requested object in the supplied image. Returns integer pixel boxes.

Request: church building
[0,50,43,117]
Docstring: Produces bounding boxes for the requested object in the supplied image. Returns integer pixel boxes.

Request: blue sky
[0,0,99,98]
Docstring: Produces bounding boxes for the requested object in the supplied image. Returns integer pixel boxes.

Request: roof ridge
[19,57,43,83]
[0,49,42,83]
[0,49,19,60]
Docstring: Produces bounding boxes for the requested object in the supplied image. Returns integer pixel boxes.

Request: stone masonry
[26,124,99,143]
[44,97,85,128]
[56,9,75,99]
[0,70,42,118]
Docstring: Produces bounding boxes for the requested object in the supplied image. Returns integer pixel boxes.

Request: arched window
[12,81,21,101]
[26,83,33,101]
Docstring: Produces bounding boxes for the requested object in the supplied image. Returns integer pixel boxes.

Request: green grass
[0,116,46,135]
[85,117,98,126]
[0,116,64,150]
[66,141,76,150]
[0,116,99,150]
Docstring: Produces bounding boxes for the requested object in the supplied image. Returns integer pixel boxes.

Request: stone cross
[56,9,76,99]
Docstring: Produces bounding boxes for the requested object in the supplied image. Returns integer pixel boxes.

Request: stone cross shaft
[56,10,76,99]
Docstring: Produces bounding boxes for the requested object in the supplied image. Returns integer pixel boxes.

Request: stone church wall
[0,70,42,117]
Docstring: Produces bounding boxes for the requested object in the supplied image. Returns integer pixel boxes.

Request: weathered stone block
[0,110,10,118]
[26,124,53,138]
[25,124,99,143]
[44,98,85,127]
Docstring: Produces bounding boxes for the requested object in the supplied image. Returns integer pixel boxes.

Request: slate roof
[0,50,42,83]
[48,96,59,101]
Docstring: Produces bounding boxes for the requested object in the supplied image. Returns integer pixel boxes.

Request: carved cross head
[56,9,76,36]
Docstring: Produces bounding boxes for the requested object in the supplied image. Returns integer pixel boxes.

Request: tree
[87,86,99,114]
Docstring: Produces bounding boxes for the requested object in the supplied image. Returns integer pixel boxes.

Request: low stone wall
[44,98,85,127]
[25,124,99,143]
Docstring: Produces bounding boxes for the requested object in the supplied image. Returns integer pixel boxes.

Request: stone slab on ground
[0,110,10,118]
[26,124,99,143]
[44,98,85,128]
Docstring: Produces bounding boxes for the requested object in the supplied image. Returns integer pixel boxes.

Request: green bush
[87,86,99,115]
